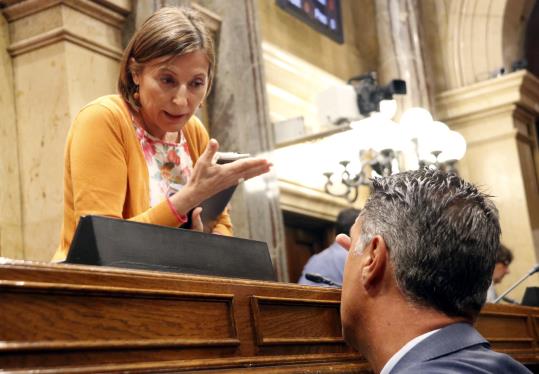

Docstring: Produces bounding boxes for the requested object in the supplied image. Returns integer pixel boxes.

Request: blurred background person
[298,208,361,286]
[486,244,514,303]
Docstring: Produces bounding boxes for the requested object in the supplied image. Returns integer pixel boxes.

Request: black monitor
[522,287,539,307]
[65,216,276,281]
[276,0,343,44]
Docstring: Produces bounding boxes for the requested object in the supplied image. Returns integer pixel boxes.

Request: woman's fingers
[191,207,204,232]
[185,145,272,207]
[242,161,272,181]
[223,158,272,183]
[198,138,220,165]
[227,159,271,183]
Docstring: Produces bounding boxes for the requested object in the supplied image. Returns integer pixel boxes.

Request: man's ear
[362,235,388,291]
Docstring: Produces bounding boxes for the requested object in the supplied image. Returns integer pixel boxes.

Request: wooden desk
[0,260,538,373]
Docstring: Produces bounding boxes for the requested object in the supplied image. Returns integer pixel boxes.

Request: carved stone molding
[0,0,131,261]
[421,0,535,93]
[436,70,539,130]
[190,2,221,35]
[1,0,128,26]
[2,0,130,59]
[278,179,359,222]
[8,26,122,59]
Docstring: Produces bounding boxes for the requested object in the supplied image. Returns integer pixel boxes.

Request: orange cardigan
[53,95,232,261]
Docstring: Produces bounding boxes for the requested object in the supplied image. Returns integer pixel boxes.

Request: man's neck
[361,302,466,373]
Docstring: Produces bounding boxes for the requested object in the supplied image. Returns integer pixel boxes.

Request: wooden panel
[251,296,343,345]
[2,260,539,372]
[0,260,362,372]
[476,310,533,350]
[477,304,539,364]
[0,280,238,351]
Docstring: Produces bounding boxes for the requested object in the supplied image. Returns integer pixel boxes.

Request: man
[486,244,513,302]
[298,208,360,286]
[337,169,530,373]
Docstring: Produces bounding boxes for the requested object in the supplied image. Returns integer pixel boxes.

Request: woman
[52,7,270,261]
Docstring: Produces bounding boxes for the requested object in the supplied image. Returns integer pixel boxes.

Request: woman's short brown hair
[118,7,215,111]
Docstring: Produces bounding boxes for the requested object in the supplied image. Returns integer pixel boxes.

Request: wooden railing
[0,259,538,373]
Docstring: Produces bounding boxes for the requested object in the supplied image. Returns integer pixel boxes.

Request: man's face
[340,216,366,349]
[492,261,510,284]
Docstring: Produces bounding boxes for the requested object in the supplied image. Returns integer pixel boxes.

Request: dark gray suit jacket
[390,322,531,373]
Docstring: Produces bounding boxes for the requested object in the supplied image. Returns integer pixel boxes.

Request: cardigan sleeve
[184,117,233,236]
[69,104,180,228]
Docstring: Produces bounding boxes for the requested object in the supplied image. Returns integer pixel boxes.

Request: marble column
[130,0,288,281]
[0,0,131,260]
[436,70,539,300]
[0,11,23,259]
[374,0,432,110]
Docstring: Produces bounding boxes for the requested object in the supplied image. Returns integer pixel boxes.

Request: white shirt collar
[380,328,440,374]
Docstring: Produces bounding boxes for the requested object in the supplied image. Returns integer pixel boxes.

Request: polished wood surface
[1,260,538,373]
[0,260,365,373]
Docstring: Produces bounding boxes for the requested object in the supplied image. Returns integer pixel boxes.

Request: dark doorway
[525,1,539,77]
[283,211,334,283]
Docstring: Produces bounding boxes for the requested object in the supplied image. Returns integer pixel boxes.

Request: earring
[199,101,204,109]
[133,85,140,101]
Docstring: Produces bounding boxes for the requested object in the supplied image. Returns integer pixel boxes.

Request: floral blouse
[134,125,193,207]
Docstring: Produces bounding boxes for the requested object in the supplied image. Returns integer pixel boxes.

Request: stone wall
[0,11,23,259]
[258,0,379,81]
[0,0,130,260]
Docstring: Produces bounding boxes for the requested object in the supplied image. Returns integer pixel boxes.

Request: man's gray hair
[356,169,500,319]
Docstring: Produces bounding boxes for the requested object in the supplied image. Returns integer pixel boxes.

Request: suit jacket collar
[391,322,489,371]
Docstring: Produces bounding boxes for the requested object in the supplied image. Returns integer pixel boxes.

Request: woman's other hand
[191,207,204,232]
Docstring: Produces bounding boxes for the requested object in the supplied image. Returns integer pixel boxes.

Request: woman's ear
[130,57,140,85]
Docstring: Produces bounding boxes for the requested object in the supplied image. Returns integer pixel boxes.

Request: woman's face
[132,50,209,139]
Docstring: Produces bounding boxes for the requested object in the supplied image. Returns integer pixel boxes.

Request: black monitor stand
[65,215,276,281]
[522,287,539,307]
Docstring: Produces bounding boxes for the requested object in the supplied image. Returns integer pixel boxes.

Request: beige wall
[420,0,535,94]
[423,0,539,301]
[259,0,379,219]
[262,0,539,300]
[0,13,23,259]
[0,0,129,260]
[258,0,378,81]
[437,71,539,300]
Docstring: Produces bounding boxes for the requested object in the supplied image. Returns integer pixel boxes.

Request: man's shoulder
[392,323,530,373]
[395,346,530,373]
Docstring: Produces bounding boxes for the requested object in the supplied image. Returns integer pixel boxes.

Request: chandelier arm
[324,179,356,199]
[341,157,374,187]
[346,186,359,203]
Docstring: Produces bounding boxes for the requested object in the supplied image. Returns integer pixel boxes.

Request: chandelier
[323,102,467,202]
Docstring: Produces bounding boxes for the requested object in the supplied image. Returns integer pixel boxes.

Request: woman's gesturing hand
[168,139,271,216]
